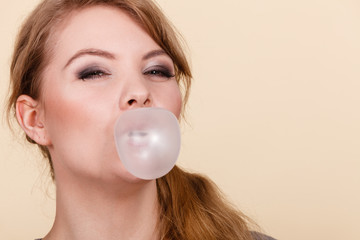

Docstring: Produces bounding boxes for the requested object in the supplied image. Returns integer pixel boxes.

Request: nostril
[128,99,136,105]
[144,99,150,105]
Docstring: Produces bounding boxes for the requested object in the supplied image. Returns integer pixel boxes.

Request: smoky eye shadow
[76,65,106,79]
[145,64,175,77]
[77,66,95,78]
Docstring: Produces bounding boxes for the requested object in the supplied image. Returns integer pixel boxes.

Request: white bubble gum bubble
[114,108,181,180]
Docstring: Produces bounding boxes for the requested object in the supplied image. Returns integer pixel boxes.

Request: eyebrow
[64,48,116,69]
[142,49,169,60]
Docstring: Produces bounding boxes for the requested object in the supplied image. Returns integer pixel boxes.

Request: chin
[104,159,148,184]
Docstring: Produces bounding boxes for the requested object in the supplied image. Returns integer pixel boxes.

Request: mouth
[128,131,148,137]
[127,130,149,147]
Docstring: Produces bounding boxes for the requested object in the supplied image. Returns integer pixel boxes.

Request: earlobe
[16,95,51,146]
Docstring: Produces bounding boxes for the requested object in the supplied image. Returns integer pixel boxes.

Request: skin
[16,6,182,240]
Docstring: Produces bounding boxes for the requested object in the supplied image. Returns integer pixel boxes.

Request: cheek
[41,83,121,175]
[44,94,88,163]
[153,81,182,118]
[44,90,89,136]
[172,90,182,118]
[42,83,113,154]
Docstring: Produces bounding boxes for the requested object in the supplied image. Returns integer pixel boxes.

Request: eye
[77,66,111,80]
[144,66,175,79]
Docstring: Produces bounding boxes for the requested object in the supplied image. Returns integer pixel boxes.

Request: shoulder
[251,231,277,240]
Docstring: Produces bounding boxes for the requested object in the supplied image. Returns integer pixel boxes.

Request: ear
[16,95,51,146]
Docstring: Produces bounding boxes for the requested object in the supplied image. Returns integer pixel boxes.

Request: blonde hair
[7,0,255,239]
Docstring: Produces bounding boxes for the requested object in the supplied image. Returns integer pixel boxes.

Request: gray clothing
[35,232,276,240]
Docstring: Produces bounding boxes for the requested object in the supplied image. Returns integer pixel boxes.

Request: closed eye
[77,66,111,80]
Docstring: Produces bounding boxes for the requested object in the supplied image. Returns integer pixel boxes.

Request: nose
[119,78,152,111]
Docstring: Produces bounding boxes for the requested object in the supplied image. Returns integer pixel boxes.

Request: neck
[44,175,159,240]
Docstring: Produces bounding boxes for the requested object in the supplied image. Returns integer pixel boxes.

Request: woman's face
[39,6,182,183]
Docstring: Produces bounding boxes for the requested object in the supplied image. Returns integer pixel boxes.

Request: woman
[7,0,273,239]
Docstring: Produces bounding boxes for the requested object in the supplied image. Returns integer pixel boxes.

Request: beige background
[1,0,359,239]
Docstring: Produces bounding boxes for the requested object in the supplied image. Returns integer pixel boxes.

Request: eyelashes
[77,65,175,81]
[77,66,110,80]
[143,65,175,79]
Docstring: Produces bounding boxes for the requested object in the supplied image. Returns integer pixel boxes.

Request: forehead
[47,5,157,60]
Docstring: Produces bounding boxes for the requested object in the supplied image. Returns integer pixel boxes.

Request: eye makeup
[74,61,175,81]
[76,65,111,80]
[143,64,175,79]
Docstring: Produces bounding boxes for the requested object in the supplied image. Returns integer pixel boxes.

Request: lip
[127,130,150,147]
[128,130,148,137]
